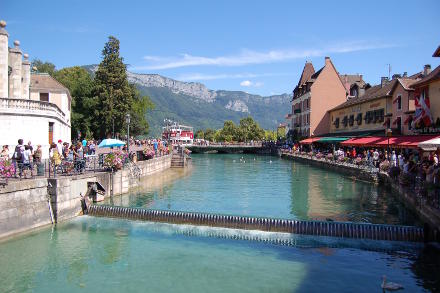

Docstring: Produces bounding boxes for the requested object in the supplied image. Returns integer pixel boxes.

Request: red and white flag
[414,89,433,126]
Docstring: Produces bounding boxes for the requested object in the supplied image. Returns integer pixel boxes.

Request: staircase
[171,153,185,168]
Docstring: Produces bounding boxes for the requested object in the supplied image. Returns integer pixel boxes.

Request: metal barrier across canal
[87,205,425,242]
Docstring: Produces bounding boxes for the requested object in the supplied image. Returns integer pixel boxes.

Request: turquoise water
[2,154,438,292]
[1,217,438,293]
[106,154,418,225]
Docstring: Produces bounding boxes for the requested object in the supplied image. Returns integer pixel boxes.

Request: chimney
[0,20,8,98]
[22,53,30,99]
[403,72,407,77]
[424,64,431,76]
[8,40,22,98]
[392,74,401,80]
[325,56,331,66]
[381,77,389,88]
[359,74,363,82]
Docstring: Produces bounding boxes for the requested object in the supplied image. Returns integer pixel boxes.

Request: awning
[403,115,413,125]
[382,118,390,126]
[419,137,440,151]
[317,137,350,143]
[372,135,440,149]
[341,136,385,147]
[299,137,320,144]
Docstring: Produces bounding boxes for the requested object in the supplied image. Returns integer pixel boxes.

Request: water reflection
[103,154,419,226]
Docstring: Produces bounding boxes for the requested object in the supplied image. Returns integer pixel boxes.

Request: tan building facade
[329,74,423,136]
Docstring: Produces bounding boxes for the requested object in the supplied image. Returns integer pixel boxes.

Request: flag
[414,89,433,127]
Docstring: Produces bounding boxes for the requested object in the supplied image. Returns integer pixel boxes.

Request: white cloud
[240,80,263,87]
[131,41,394,70]
[240,80,252,87]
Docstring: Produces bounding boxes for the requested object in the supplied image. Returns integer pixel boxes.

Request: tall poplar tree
[93,36,134,138]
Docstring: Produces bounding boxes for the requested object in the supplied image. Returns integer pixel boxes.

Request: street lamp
[126,113,131,158]
[386,128,392,160]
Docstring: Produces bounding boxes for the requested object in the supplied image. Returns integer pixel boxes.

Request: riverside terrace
[0,143,176,183]
[280,149,440,238]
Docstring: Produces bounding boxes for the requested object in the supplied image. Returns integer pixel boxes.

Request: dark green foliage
[31,59,56,76]
[199,116,265,142]
[195,130,204,139]
[91,36,152,138]
[92,36,133,138]
[53,66,95,138]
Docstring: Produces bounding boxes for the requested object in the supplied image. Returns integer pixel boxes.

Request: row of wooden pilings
[87,205,425,242]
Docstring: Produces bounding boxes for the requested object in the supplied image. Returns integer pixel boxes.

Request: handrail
[0,97,66,119]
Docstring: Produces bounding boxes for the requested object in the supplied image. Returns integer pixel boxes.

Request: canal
[1,154,439,292]
[105,153,419,225]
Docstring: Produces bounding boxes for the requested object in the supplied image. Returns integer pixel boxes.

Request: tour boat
[162,119,194,145]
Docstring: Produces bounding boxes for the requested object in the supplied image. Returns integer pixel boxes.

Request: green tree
[53,66,95,138]
[31,59,56,76]
[238,116,264,142]
[195,130,204,139]
[204,128,216,142]
[129,83,154,137]
[92,36,152,138]
[218,120,238,142]
[265,130,277,141]
[277,126,286,140]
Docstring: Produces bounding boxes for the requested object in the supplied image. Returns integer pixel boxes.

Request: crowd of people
[284,143,440,209]
[0,137,175,179]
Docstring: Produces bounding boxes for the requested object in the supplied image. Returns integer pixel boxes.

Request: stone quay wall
[0,155,172,240]
[281,153,379,183]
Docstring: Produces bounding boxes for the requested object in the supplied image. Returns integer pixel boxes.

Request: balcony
[0,97,68,124]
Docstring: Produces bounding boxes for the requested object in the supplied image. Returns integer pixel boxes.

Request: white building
[0,20,71,158]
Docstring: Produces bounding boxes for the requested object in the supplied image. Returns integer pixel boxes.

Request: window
[342,116,348,127]
[356,113,363,125]
[349,115,354,126]
[40,92,49,102]
[306,99,309,109]
[350,87,358,97]
[364,111,372,124]
[397,95,402,110]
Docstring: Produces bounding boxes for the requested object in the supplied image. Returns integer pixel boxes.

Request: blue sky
[3,0,440,96]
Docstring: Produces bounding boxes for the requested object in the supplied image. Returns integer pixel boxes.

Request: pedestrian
[57,139,63,156]
[391,151,397,167]
[0,145,9,160]
[22,145,33,177]
[33,145,42,164]
[12,139,25,177]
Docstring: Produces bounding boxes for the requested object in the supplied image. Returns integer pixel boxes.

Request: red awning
[341,137,385,147]
[370,135,440,149]
[382,118,390,126]
[403,115,413,125]
[392,118,398,125]
[299,137,320,144]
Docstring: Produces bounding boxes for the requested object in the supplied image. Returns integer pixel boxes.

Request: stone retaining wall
[281,153,378,183]
[0,155,172,240]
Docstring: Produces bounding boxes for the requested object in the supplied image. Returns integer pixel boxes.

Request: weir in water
[87,205,425,242]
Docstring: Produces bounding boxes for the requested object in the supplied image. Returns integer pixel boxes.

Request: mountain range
[84,65,291,136]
